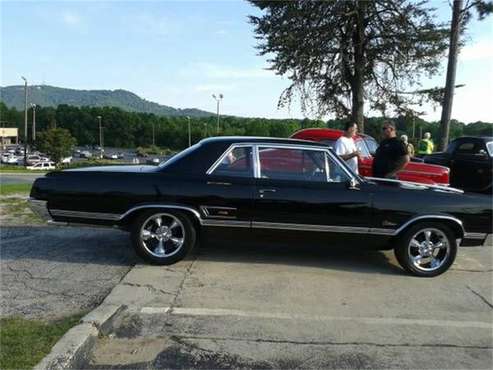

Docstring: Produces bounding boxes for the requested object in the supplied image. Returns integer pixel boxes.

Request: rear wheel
[394,222,457,277]
[131,210,196,265]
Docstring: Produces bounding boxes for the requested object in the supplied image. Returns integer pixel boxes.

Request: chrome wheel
[140,213,185,258]
[408,228,450,272]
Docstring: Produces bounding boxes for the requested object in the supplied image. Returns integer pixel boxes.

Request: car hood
[365,177,463,194]
[62,165,158,173]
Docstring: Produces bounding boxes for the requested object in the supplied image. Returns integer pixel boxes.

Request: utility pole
[31,103,36,142]
[439,0,463,151]
[212,93,223,134]
[97,116,103,158]
[186,116,191,147]
[21,76,28,166]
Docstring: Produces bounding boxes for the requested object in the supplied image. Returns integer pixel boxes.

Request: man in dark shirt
[372,121,410,178]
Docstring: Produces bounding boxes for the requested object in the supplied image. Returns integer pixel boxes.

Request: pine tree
[249,0,449,132]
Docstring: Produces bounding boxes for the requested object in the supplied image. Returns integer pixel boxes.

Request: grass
[0,165,45,173]
[0,183,41,225]
[0,314,85,369]
[0,183,32,196]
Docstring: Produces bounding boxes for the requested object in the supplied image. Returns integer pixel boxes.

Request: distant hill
[0,85,214,117]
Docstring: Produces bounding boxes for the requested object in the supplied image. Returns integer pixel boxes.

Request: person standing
[418,132,434,155]
[373,122,410,179]
[334,121,361,174]
[400,134,415,157]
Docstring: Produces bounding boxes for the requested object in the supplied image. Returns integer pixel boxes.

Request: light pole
[31,103,36,142]
[96,115,103,158]
[212,93,223,134]
[186,116,191,147]
[152,121,155,146]
[21,76,28,166]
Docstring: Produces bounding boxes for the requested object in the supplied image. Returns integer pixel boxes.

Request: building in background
[0,128,19,149]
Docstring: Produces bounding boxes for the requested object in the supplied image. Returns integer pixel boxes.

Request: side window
[320,140,336,149]
[258,147,350,183]
[210,146,253,178]
[456,142,477,155]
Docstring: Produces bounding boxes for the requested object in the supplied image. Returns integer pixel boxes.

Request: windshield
[487,141,493,156]
[363,137,378,155]
[320,138,371,158]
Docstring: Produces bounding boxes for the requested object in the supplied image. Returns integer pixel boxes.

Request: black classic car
[29,137,491,277]
[424,136,492,193]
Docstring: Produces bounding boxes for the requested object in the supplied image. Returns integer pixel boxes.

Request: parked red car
[291,128,450,186]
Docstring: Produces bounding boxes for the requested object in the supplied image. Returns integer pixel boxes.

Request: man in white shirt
[334,121,361,174]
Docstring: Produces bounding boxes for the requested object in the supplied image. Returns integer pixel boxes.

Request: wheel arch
[393,215,465,240]
[119,204,202,231]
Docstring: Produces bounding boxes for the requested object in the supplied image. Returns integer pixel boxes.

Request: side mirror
[347,178,360,190]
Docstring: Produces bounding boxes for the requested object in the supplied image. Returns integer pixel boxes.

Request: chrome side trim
[394,215,465,237]
[119,205,202,222]
[464,232,487,239]
[202,219,251,228]
[251,221,394,235]
[365,177,463,194]
[50,209,121,221]
[27,198,52,221]
[50,204,203,224]
[47,220,119,229]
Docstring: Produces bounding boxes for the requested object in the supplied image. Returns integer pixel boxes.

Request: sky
[1,0,493,123]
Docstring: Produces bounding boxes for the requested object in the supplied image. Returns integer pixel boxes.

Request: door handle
[259,189,276,193]
[259,188,276,198]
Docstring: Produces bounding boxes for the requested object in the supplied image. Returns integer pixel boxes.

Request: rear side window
[210,147,253,178]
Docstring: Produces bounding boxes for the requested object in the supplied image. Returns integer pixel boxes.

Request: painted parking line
[140,306,493,330]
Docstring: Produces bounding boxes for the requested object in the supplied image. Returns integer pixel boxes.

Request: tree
[36,128,77,164]
[249,0,449,132]
[438,0,493,150]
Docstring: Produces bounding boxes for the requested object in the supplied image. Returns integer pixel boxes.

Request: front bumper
[461,232,491,247]
[27,198,52,222]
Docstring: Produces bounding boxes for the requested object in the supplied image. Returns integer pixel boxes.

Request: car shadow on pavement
[2,226,403,275]
[196,241,405,276]
[1,226,137,267]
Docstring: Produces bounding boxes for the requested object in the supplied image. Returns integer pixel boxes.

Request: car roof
[453,136,493,142]
[291,128,365,140]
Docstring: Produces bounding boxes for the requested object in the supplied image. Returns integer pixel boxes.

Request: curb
[33,298,127,369]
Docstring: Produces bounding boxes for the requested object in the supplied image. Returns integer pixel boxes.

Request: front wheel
[131,210,196,265]
[394,222,457,277]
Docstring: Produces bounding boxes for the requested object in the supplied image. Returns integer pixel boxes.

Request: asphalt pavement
[2,223,491,369]
[82,237,492,369]
[0,226,136,319]
[0,172,44,185]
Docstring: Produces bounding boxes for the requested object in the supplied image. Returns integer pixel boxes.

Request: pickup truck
[291,128,450,186]
[424,136,492,193]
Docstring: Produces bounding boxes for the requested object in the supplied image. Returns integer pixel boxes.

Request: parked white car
[27,161,56,170]
[61,156,72,164]
[26,154,50,165]
[2,154,21,164]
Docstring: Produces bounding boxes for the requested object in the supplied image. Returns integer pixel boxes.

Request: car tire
[131,209,196,265]
[394,222,457,277]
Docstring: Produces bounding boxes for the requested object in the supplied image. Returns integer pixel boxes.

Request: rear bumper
[461,233,491,247]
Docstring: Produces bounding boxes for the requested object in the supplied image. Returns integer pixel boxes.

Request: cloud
[123,13,180,38]
[461,40,493,61]
[61,11,81,27]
